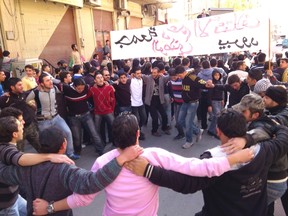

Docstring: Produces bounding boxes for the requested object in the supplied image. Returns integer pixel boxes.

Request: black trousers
[197,91,209,130]
[149,96,168,133]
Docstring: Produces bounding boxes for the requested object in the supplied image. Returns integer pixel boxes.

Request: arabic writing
[194,12,261,38]
[114,27,157,48]
[152,25,193,56]
[218,37,259,50]
[110,9,269,59]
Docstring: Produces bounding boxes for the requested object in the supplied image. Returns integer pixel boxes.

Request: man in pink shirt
[33,114,253,216]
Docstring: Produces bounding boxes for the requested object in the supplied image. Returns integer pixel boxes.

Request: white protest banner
[111,9,269,60]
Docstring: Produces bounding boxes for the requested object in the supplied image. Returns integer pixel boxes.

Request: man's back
[13,162,73,216]
[67,147,231,216]
[202,127,287,216]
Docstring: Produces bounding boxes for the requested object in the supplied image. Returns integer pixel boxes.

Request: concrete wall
[0,0,67,59]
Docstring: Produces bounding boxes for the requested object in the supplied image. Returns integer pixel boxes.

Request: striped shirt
[0,143,23,209]
[170,79,183,104]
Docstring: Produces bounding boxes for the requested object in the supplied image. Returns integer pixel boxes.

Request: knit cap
[265,85,288,106]
[253,78,272,94]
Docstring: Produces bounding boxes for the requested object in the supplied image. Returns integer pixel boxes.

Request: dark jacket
[181,72,207,103]
[0,159,121,216]
[113,80,131,107]
[146,126,288,216]
[209,71,223,101]
[0,92,36,127]
[265,105,288,178]
[214,81,250,107]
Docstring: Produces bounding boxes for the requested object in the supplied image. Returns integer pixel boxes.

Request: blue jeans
[94,113,114,144]
[131,105,147,128]
[208,100,223,135]
[68,112,104,155]
[164,94,172,126]
[38,114,74,155]
[0,195,27,216]
[175,103,184,135]
[177,102,200,143]
[267,181,287,205]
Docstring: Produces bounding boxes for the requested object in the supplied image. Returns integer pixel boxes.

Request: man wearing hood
[197,60,214,130]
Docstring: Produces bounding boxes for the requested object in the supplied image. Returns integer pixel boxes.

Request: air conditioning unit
[115,0,127,10]
[85,0,102,7]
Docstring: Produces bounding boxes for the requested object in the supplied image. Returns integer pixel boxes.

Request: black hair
[119,72,127,78]
[248,69,262,81]
[217,110,246,138]
[8,77,22,92]
[107,62,113,73]
[39,126,65,153]
[0,107,23,119]
[152,67,160,73]
[3,50,10,57]
[238,54,244,61]
[0,116,19,143]
[182,58,190,66]
[175,65,186,74]
[25,64,34,70]
[39,73,49,84]
[209,58,217,67]
[217,59,225,68]
[73,65,82,75]
[258,53,266,63]
[73,77,86,87]
[93,53,98,59]
[112,114,139,149]
[141,62,152,75]
[173,58,182,67]
[123,65,131,73]
[228,74,240,85]
[71,44,77,49]
[42,64,49,71]
[89,66,97,74]
[157,62,165,71]
[59,71,70,83]
[236,61,245,70]
[132,59,140,68]
[168,68,176,76]
[202,60,210,69]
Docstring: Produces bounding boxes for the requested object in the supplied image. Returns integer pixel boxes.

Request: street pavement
[69,119,286,216]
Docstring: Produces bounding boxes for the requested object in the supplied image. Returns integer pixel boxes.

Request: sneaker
[68,153,80,160]
[173,134,185,140]
[196,129,204,142]
[152,131,162,137]
[163,129,171,135]
[182,142,194,149]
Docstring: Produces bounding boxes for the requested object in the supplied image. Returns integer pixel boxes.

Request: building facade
[0,0,156,67]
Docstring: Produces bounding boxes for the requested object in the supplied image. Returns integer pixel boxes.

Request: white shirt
[130,77,143,107]
[226,70,248,83]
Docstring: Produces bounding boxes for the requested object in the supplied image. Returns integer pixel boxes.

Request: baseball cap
[232,93,265,112]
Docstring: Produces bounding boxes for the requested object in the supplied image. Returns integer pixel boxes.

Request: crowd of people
[0,46,287,216]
